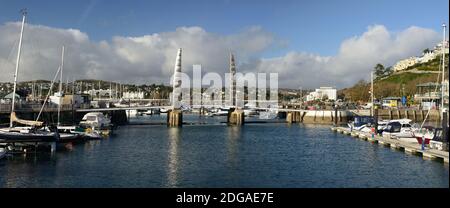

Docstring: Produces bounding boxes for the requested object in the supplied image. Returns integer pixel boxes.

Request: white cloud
[0,22,441,89]
[0,22,274,85]
[250,25,441,88]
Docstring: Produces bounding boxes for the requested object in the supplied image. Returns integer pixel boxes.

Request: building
[392,41,449,72]
[414,81,449,110]
[123,91,144,99]
[83,89,115,98]
[382,97,402,108]
[306,87,337,101]
[49,93,90,108]
[1,92,25,104]
[417,51,437,63]
[392,57,417,72]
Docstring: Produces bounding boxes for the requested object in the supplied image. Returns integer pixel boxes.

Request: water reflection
[226,126,241,170]
[166,127,181,187]
[0,153,56,188]
[83,140,102,151]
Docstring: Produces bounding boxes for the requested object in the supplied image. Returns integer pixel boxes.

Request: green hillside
[339,54,448,103]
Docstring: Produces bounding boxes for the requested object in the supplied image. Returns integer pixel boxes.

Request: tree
[423,48,430,54]
[374,63,385,78]
[384,66,393,76]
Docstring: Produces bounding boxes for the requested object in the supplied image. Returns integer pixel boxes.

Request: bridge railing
[0,103,80,113]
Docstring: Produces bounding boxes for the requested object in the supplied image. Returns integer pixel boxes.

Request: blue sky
[1,0,448,57]
[0,0,448,87]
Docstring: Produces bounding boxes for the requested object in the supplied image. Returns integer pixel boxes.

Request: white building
[123,91,144,99]
[306,87,337,101]
[393,41,449,72]
[417,51,437,63]
[83,89,113,97]
[49,93,89,108]
[393,57,417,72]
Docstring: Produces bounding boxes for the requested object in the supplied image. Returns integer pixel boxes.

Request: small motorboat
[210,107,230,117]
[382,121,415,139]
[79,112,111,130]
[159,108,170,114]
[413,127,444,146]
[58,133,82,143]
[58,125,103,140]
[376,118,412,134]
[348,116,375,131]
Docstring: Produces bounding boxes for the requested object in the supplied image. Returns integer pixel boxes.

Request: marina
[0,1,448,190]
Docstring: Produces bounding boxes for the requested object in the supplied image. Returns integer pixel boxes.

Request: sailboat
[412,23,449,150]
[0,10,59,143]
[50,46,84,144]
[51,46,104,142]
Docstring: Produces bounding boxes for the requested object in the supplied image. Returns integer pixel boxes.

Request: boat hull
[0,130,57,143]
[415,137,431,145]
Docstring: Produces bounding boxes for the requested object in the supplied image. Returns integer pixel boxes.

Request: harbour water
[0,115,448,188]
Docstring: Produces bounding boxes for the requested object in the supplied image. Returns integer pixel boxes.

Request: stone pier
[228,109,244,125]
[167,109,182,127]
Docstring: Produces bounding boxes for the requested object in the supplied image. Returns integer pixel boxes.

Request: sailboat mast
[442,23,446,120]
[59,46,65,94]
[10,10,27,128]
[371,71,374,117]
[57,46,65,126]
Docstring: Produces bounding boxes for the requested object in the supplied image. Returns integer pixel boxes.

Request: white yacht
[79,112,111,129]
[382,121,416,141]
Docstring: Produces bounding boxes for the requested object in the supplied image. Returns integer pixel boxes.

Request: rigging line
[35,65,61,123]
[420,55,443,129]
[1,37,19,76]
[6,38,19,64]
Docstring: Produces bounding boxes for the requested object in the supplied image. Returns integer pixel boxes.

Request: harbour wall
[285,110,352,124]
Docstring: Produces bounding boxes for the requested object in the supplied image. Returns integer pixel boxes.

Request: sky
[0,0,448,89]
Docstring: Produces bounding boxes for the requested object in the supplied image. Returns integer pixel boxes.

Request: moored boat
[0,127,58,143]
[0,11,59,143]
[79,112,111,130]
[413,127,443,145]
[382,121,415,139]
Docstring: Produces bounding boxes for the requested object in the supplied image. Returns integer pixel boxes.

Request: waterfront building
[306,87,337,101]
[381,97,402,108]
[414,81,449,110]
[1,92,25,104]
[49,94,90,108]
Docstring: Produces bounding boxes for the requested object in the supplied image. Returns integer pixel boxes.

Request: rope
[419,55,443,129]
[35,66,61,123]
